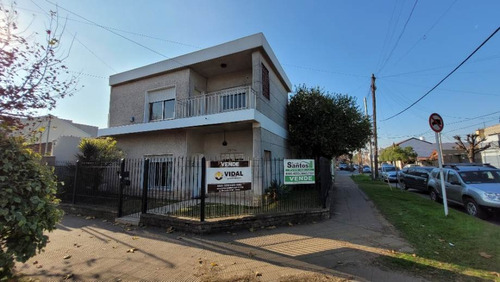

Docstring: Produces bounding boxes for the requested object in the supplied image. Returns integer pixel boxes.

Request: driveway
[16,174,427,281]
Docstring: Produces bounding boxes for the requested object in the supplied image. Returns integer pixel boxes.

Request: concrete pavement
[15,173,426,281]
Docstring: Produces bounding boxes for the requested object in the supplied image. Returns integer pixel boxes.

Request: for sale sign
[206,161,252,193]
[284,159,315,184]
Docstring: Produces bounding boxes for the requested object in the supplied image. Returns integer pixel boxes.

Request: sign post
[429,113,448,216]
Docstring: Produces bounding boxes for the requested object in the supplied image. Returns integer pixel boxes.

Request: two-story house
[99,33,292,198]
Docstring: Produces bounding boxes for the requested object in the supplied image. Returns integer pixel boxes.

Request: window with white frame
[147,87,176,122]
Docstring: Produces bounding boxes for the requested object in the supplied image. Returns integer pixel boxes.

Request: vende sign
[206,161,252,193]
[284,159,315,184]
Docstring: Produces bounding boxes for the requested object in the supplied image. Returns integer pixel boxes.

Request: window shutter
[262,64,270,100]
[148,87,175,102]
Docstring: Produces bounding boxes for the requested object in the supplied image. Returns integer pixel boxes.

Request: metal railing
[53,156,331,220]
[177,86,256,119]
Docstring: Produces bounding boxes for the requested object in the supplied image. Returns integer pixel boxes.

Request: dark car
[400,167,434,192]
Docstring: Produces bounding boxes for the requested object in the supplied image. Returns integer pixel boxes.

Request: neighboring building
[11,115,98,164]
[99,33,292,161]
[392,137,465,167]
[477,124,500,168]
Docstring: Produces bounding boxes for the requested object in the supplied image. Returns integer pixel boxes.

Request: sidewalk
[16,173,426,281]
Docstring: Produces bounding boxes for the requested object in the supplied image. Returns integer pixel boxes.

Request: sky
[12,0,500,148]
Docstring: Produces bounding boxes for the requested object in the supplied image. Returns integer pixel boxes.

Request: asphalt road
[337,170,500,226]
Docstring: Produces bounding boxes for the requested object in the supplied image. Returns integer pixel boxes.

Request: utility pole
[44,114,52,156]
[364,97,374,178]
[371,74,379,179]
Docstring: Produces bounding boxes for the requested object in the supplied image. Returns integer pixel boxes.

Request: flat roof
[109,33,292,92]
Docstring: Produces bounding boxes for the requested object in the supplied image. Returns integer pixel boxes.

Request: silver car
[427,164,500,219]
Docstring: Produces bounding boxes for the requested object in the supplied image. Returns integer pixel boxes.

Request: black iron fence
[53,157,332,221]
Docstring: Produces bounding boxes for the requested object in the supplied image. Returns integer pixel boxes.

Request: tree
[287,85,372,159]
[76,137,124,163]
[0,132,63,278]
[453,134,490,163]
[379,145,417,166]
[0,2,78,127]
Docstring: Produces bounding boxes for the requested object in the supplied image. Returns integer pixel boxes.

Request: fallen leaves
[63,255,71,260]
[166,226,175,234]
[127,248,137,253]
[479,252,492,259]
[132,236,139,240]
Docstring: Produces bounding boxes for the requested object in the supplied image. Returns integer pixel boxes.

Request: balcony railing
[177,86,256,119]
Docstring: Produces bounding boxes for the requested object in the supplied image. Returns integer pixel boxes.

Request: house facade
[99,33,291,162]
[478,124,500,168]
[12,115,98,164]
[393,137,465,167]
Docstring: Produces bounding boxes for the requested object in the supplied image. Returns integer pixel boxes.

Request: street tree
[379,145,417,166]
[287,85,371,159]
[453,134,490,163]
[0,2,78,127]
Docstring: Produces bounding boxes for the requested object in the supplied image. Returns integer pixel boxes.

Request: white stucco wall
[52,136,83,163]
[201,128,253,160]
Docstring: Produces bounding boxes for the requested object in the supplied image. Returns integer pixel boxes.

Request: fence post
[72,160,79,204]
[118,159,125,218]
[141,159,149,214]
[319,157,331,208]
[200,157,206,222]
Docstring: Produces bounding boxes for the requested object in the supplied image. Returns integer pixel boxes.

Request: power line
[382,26,500,121]
[377,0,419,74]
[45,0,172,60]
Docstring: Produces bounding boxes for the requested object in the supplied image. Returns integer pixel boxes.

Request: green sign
[284,159,315,184]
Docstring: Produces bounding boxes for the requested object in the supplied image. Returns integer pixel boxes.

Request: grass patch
[352,174,500,281]
[175,188,321,219]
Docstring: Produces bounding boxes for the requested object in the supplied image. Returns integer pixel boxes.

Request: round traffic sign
[429,113,444,133]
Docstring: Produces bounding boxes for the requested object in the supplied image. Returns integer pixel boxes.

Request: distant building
[11,115,98,164]
[477,124,500,168]
[389,137,465,167]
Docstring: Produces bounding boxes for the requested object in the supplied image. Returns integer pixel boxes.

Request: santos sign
[284,159,315,184]
[206,161,252,193]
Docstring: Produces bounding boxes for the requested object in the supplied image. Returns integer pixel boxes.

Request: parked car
[399,167,434,192]
[339,163,348,170]
[427,164,500,219]
[380,165,397,182]
[362,165,371,173]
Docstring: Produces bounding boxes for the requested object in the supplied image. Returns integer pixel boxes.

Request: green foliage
[77,137,124,163]
[287,85,372,159]
[265,180,292,202]
[379,145,417,165]
[0,132,63,278]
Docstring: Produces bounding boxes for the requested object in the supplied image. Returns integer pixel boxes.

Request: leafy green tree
[77,137,124,163]
[287,85,371,159]
[0,133,63,278]
[379,145,417,166]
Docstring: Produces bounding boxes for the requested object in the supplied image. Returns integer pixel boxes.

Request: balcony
[177,86,256,119]
[99,86,259,137]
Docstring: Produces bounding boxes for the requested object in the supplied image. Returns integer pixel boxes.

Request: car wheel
[463,198,489,219]
[429,188,441,203]
[401,181,408,190]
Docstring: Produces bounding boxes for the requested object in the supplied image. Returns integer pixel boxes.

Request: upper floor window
[262,63,270,100]
[147,87,175,122]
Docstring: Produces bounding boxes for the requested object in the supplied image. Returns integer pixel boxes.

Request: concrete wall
[108,69,190,127]
[114,130,187,159]
[201,128,253,160]
[52,136,82,163]
[252,50,289,129]
[189,69,207,96]
[206,69,252,92]
[260,128,290,159]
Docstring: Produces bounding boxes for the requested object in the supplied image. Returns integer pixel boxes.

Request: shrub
[0,132,63,278]
[265,180,291,202]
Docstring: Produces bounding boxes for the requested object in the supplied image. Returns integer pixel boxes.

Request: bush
[0,133,63,278]
[265,180,291,202]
